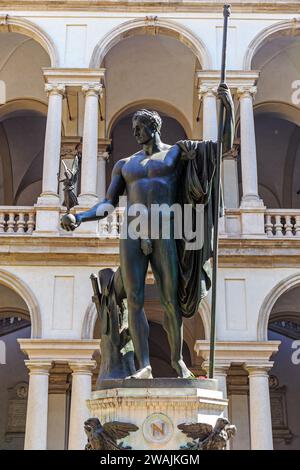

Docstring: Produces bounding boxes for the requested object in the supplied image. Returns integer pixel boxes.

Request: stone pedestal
[87,379,227,450]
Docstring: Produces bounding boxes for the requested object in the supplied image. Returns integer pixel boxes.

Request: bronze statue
[90,267,136,383]
[178,417,237,450]
[84,417,138,450]
[61,84,234,379]
[59,156,79,211]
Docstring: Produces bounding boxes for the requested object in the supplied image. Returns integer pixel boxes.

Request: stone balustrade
[0,207,36,234]
[265,210,300,237]
[99,206,124,238]
[58,206,124,238]
[2,206,300,239]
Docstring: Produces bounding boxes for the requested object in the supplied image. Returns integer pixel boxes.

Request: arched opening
[255,103,300,209]
[0,283,31,450]
[254,103,300,208]
[268,285,300,449]
[90,19,210,69]
[0,31,50,206]
[101,28,201,148]
[248,25,300,208]
[0,16,57,67]
[0,104,47,205]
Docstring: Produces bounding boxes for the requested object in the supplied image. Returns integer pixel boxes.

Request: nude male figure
[61,85,234,379]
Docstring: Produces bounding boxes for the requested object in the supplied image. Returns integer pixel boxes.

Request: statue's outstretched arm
[76,160,126,224]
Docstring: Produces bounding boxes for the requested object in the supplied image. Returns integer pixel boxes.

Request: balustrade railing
[99,207,124,237]
[265,210,300,238]
[0,207,36,234]
[1,206,300,239]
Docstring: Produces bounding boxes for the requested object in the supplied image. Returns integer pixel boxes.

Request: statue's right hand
[60,213,81,231]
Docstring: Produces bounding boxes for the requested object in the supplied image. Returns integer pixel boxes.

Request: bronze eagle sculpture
[178,417,236,450]
[84,417,139,450]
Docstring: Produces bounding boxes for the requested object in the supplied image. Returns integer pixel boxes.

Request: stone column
[79,84,102,206]
[40,84,65,202]
[35,84,65,234]
[199,84,218,141]
[24,360,52,450]
[237,86,265,235]
[223,142,240,208]
[68,360,96,450]
[246,365,273,450]
[237,86,262,208]
[97,150,109,200]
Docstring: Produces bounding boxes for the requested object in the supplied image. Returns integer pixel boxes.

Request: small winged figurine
[59,156,79,211]
[178,417,236,450]
[84,417,139,450]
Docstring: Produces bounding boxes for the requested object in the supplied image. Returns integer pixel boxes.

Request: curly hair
[132,109,162,134]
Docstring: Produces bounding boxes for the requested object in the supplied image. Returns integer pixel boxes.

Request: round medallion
[16,383,28,399]
[143,413,173,444]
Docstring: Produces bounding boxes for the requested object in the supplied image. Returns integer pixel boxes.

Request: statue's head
[84,417,101,436]
[132,109,162,144]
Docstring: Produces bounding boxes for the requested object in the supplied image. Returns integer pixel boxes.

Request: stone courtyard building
[0,0,300,450]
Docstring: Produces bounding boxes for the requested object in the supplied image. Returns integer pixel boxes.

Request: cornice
[1,235,300,267]
[18,338,100,360]
[0,1,300,14]
[0,235,300,268]
[194,340,280,365]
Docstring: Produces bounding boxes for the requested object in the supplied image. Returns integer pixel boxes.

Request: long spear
[209,4,231,379]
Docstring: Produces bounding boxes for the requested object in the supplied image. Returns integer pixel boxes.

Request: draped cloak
[176,140,223,318]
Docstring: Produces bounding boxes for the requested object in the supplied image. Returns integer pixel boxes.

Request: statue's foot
[172,360,194,378]
[126,366,153,379]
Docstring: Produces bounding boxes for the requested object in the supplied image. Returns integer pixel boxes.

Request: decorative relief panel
[269,375,293,445]
[5,382,28,438]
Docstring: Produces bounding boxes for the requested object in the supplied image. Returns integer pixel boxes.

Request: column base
[240,195,264,209]
[34,194,61,236]
[240,203,266,237]
[219,216,227,237]
[87,378,228,450]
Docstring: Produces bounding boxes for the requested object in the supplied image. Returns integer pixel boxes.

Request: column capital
[97,150,110,161]
[244,362,273,376]
[198,84,218,99]
[82,83,103,97]
[202,360,231,376]
[214,365,230,376]
[237,85,257,99]
[45,83,65,96]
[25,360,53,375]
[69,360,96,375]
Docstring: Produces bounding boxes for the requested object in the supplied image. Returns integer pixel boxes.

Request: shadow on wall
[0,112,46,206]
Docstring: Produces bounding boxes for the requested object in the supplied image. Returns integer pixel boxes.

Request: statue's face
[132,117,154,145]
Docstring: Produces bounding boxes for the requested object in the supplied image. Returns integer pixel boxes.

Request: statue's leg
[120,237,150,372]
[150,238,193,378]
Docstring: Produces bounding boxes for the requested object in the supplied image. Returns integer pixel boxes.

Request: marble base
[87,378,228,450]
